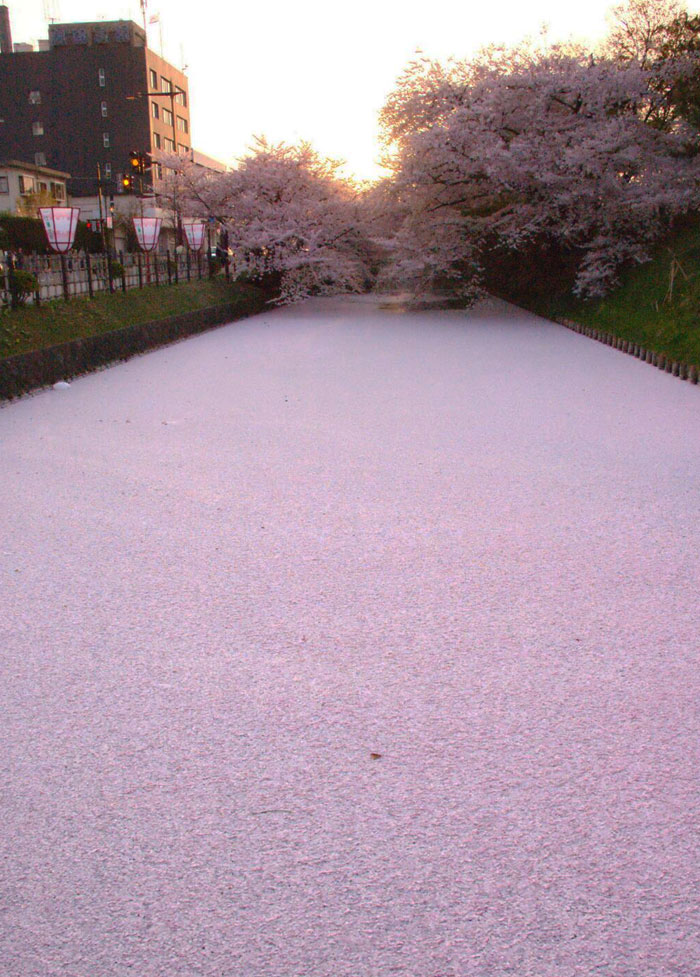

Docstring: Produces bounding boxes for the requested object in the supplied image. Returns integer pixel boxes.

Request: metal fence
[1,248,218,308]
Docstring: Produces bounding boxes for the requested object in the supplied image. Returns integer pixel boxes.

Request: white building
[0,159,69,215]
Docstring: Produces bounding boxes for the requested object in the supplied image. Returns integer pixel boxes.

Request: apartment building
[0,12,192,198]
[0,158,69,215]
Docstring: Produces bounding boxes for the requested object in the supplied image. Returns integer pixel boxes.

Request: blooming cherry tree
[158,140,372,303]
[380,38,700,299]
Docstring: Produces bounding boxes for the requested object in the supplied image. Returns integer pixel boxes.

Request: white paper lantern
[39,207,80,253]
[182,219,206,251]
[132,217,162,252]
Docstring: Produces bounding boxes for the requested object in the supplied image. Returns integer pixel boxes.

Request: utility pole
[96,162,107,253]
[125,86,188,244]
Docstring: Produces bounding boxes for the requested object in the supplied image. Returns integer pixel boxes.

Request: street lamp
[39,206,80,302]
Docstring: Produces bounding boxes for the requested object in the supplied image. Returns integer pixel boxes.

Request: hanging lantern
[132,216,162,252]
[39,207,80,253]
[182,219,206,251]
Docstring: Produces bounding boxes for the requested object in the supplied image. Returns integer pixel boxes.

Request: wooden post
[60,253,70,303]
[86,250,94,299]
[120,251,127,293]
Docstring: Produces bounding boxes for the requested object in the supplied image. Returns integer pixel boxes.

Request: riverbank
[0,280,270,400]
[534,223,700,371]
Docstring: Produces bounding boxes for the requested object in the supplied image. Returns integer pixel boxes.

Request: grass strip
[535,224,700,369]
[1,279,265,360]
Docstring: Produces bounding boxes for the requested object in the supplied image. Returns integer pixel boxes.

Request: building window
[103,132,110,147]
[149,68,158,89]
[98,67,106,86]
[163,137,175,153]
[18,175,35,194]
[29,90,41,104]
[162,107,173,127]
[153,132,161,149]
[101,101,108,117]
[104,162,112,178]
[50,181,65,200]
[177,116,188,134]
[161,76,171,92]
[34,152,47,166]
[151,101,159,120]
[32,121,44,136]
[0,176,8,193]
[38,181,48,192]
[178,144,189,156]
[156,163,163,179]
[175,90,187,107]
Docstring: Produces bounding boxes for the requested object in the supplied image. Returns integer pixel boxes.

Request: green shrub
[110,261,124,279]
[10,270,39,306]
[0,215,102,254]
[208,256,223,277]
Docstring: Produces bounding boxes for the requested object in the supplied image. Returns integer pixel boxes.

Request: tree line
[161,0,700,305]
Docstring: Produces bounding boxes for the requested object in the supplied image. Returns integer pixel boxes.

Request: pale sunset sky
[5,0,670,179]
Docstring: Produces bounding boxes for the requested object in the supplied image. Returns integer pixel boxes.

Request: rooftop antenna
[139,0,147,35]
[43,0,61,24]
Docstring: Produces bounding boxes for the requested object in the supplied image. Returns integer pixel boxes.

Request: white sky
[4,0,670,179]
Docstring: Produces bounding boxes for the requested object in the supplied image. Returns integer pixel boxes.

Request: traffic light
[129,151,151,174]
[121,173,133,192]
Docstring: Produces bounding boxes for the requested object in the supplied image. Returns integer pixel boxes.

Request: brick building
[0,12,192,199]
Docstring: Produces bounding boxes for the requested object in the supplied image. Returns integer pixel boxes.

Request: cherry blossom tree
[158,140,373,303]
[379,38,700,300]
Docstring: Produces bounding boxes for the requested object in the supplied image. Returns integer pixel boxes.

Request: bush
[0,215,102,254]
[110,261,124,279]
[0,216,47,252]
[208,256,223,278]
[9,270,39,306]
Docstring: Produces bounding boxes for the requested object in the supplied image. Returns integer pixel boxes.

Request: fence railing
[1,248,222,308]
